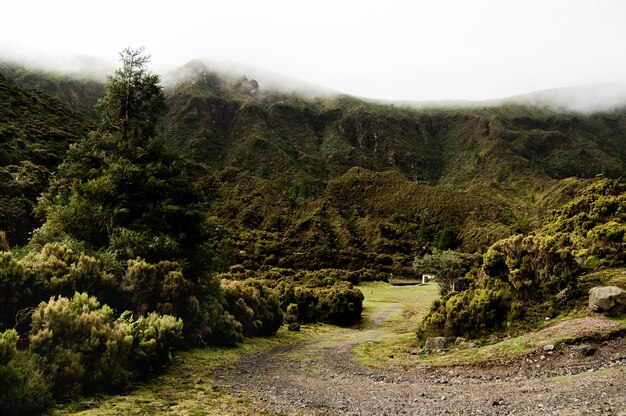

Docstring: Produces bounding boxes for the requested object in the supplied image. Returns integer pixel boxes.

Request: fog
[4,51,626,114]
[378,83,626,114]
[162,59,338,99]
[2,0,626,112]
[493,84,626,114]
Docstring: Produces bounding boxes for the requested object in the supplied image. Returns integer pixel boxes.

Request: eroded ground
[214,283,626,415]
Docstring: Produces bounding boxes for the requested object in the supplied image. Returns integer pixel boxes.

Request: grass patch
[351,281,439,366]
[52,324,339,416]
[414,316,626,367]
[358,281,439,325]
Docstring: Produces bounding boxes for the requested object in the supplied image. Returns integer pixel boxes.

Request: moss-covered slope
[0,72,91,244]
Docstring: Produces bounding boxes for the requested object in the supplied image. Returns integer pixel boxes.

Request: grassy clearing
[357,281,439,328]
[52,324,341,416]
[352,281,439,366]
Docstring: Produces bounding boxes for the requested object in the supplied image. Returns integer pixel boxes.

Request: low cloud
[162,59,338,99]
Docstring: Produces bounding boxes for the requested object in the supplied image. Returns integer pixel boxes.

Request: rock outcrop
[589,286,626,315]
[424,336,454,352]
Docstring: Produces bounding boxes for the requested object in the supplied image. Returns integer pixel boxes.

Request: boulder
[574,344,597,357]
[288,322,301,332]
[424,337,453,352]
[455,337,467,345]
[589,286,626,314]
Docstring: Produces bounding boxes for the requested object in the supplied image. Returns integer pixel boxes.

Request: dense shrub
[129,311,184,372]
[222,279,283,336]
[275,280,363,326]
[208,311,244,345]
[21,242,119,304]
[419,178,626,340]
[123,259,192,316]
[0,330,52,415]
[0,251,27,330]
[217,267,366,327]
[29,292,182,398]
[121,258,236,345]
[316,283,364,325]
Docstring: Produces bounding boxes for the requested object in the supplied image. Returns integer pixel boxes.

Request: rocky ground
[214,304,626,415]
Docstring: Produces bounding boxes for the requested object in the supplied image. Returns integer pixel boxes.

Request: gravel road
[215,305,626,415]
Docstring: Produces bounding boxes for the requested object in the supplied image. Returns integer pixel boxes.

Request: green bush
[0,330,52,415]
[121,259,235,345]
[419,178,626,341]
[29,292,182,398]
[275,280,363,326]
[123,259,191,316]
[209,311,244,345]
[222,279,283,337]
[129,311,183,372]
[21,243,118,304]
[29,293,134,396]
[316,283,364,325]
[0,251,27,330]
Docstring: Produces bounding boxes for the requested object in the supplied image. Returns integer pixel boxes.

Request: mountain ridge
[2,60,626,265]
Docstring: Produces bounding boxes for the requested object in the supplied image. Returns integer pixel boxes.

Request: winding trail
[214,288,626,415]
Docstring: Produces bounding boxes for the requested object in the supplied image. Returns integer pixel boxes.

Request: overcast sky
[1,0,625,101]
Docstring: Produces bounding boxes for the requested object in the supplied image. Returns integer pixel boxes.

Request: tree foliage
[414,249,463,295]
[96,47,165,141]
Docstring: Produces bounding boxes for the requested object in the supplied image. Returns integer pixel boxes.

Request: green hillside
[0,72,90,245]
[163,62,626,193]
[157,62,626,269]
[3,60,625,264]
[0,61,104,120]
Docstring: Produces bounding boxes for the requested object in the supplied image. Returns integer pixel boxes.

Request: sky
[1,0,626,102]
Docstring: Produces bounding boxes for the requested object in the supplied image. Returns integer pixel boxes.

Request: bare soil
[214,305,626,415]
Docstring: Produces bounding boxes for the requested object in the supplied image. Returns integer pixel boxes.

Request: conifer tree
[96,47,165,141]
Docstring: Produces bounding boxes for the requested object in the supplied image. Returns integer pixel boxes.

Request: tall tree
[96,47,165,141]
[32,49,228,344]
[35,48,209,275]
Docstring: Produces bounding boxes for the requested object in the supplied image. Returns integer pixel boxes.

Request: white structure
[422,274,435,284]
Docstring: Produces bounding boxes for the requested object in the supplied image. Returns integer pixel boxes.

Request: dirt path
[215,296,626,415]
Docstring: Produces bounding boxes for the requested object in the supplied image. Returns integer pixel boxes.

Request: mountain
[0,72,90,245]
[163,61,626,192]
[3,60,626,270]
[0,60,105,120]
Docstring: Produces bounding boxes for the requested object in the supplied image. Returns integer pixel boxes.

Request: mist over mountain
[5,53,626,112]
[164,60,338,99]
[3,58,626,267]
[496,83,626,113]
